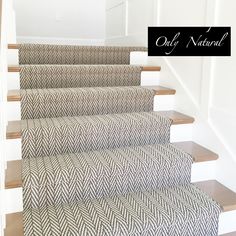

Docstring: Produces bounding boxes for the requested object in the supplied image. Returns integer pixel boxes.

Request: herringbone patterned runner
[18,43,221,235]
[23,184,221,236]
[21,112,171,159]
[22,143,192,209]
[20,65,142,89]
[21,87,155,119]
[19,44,147,65]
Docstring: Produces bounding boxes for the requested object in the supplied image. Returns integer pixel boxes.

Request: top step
[8,43,147,65]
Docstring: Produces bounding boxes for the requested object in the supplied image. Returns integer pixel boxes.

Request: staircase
[4,43,236,235]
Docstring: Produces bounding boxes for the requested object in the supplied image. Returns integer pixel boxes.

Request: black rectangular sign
[148,27,231,56]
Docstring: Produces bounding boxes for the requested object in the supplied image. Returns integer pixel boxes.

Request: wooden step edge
[4,141,216,189]
[4,212,23,236]
[221,232,236,236]
[172,141,219,163]
[5,160,22,189]
[141,66,161,71]
[5,111,194,140]
[8,65,161,73]
[5,181,236,236]
[195,180,236,212]
[149,86,176,95]
[7,86,176,102]
[7,90,21,102]
[157,110,195,125]
[8,66,21,72]
[6,121,21,139]
[8,44,20,49]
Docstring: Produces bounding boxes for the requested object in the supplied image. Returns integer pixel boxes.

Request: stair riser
[3,161,216,214]
[6,95,175,121]
[219,210,236,235]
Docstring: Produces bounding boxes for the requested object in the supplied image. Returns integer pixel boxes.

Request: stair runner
[18,44,221,235]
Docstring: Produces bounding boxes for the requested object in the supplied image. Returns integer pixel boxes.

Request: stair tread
[5,160,22,189]
[173,141,218,162]
[221,232,236,236]
[8,44,20,49]
[6,110,194,140]
[157,110,195,125]
[4,142,217,189]
[4,180,236,236]
[195,180,236,212]
[8,65,161,72]
[4,212,23,236]
[7,86,175,102]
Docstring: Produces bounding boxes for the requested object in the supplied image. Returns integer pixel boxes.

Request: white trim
[16,36,105,46]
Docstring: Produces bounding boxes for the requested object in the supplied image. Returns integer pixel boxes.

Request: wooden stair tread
[195,180,236,212]
[5,160,22,189]
[8,44,20,49]
[7,90,21,102]
[4,142,216,189]
[157,110,194,125]
[173,141,218,162]
[5,181,236,236]
[4,212,23,236]
[6,111,194,140]
[8,65,161,72]
[141,66,161,71]
[6,120,21,139]
[221,232,236,236]
[7,86,175,102]
[8,66,21,73]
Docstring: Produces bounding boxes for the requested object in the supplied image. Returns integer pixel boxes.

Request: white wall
[0,0,17,233]
[106,0,157,46]
[105,0,236,191]
[13,0,106,45]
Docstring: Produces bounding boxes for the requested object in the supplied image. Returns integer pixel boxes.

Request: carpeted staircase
[15,44,222,235]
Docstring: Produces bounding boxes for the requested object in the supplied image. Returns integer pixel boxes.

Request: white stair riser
[7,72,20,90]
[218,210,236,235]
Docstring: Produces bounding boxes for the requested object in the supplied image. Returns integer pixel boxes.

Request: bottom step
[4,180,236,236]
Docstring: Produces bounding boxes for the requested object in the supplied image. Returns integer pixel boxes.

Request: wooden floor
[4,180,236,236]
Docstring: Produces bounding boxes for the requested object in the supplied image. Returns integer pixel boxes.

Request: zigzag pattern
[21,86,155,119]
[23,184,221,236]
[20,65,142,89]
[22,143,193,209]
[19,44,147,65]
[18,43,221,235]
[21,112,172,159]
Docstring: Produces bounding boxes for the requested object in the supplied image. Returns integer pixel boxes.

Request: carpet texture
[21,112,172,159]
[22,143,192,209]
[19,44,147,65]
[20,87,155,119]
[18,43,221,236]
[23,184,221,236]
[19,65,142,89]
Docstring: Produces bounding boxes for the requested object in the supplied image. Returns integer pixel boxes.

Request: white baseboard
[16,36,105,46]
